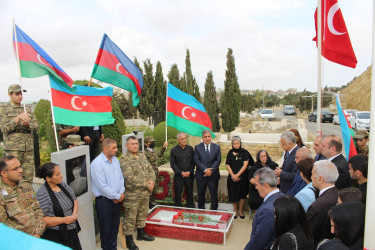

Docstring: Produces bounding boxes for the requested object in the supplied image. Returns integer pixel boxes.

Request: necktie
[206,145,210,160]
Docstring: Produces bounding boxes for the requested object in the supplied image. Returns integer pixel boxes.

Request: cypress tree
[222,48,241,132]
[168,64,180,89]
[180,73,187,92]
[184,49,194,95]
[203,71,220,132]
[192,77,201,102]
[155,61,166,122]
[139,59,155,123]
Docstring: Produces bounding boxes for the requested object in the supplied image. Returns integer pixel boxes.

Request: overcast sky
[0,0,373,103]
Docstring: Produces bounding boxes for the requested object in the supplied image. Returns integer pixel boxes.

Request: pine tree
[203,71,220,132]
[139,59,155,123]
[155,61,166,123]
[168,64,180,89]
[221,48,241,132]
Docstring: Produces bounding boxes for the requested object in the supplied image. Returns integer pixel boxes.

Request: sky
[0,0,373,103]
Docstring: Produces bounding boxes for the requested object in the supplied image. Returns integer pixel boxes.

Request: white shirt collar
[288,144,298,154]
[319,185,335,196]
[147,147,153,152]
[328,153,341,161]
[264,188,279,202]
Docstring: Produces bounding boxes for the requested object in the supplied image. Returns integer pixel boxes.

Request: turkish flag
[313,0,357,68]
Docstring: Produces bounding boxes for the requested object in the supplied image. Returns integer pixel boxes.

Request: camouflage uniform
[121,152,155,236]
[0,180,46,235]
[145,147,166,203]
[56,124,77,149]
[356,145,369,156]
[0,102,38,182]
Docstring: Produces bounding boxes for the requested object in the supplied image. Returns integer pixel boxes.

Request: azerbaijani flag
[50,76,115,126]
[91,34,143,106]
[167,83,215,138]
[336,94,357,159]
[13,24,74,89]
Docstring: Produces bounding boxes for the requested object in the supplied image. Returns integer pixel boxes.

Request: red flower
[189,218,192,221]
[198,216,203,221]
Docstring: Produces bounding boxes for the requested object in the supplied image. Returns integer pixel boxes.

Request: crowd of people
[0,84,369,250]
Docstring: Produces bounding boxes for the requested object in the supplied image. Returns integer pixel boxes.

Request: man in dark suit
[306,160,339,247]
[245,167,283,250]
[275,131,299,193]
[313,135,326,161]
[79,126,104,162]
[193,130,221,210]
[321,135,350,189]
[286,147,311,195]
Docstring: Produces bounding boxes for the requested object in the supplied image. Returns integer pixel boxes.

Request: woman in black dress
[248,150,278,214]
[226,136,254,219]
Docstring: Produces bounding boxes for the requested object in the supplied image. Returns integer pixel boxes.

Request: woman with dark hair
[271,195,313,250]
[36,162,82,250]
[226,136,253,219]
[295,158,316,211]
[337,188,363,204]
[289,129,305,148]
[318,202,365,250]
[248,150,278,214]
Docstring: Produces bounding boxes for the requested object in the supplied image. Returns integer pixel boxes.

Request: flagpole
[12,18,26,113]
[88,77,93,87]
[48,83,60,152]
[165,82,168,142]
[316,0,322,135]
[364,1,375,248]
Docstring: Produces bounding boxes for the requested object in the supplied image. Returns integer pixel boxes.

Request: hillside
[340,66,371,111]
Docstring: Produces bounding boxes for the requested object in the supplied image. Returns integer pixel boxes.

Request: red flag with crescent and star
[313,0,357,68]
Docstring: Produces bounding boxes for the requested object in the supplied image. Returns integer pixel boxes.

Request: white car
[349,111,370,131]
[333,109,358,125]
[259,109,275,119]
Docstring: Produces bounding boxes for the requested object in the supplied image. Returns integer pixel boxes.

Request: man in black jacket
[321,135,350,190]
[170,132,195,208]
[79,126,104,162]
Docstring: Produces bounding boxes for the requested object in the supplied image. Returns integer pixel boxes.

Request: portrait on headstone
[66,154,88,197]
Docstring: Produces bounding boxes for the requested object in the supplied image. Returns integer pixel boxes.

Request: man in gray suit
[193,130,221,210]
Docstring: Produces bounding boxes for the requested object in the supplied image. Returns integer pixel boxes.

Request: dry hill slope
[340,66,371,111]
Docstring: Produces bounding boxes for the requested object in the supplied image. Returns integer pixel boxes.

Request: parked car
[259,109,275,119]
[283,106,296,115]
[349,111,370,131]
[308,109,334,123]
[332,109,358,125]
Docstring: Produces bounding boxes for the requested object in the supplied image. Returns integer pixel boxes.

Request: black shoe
[149,202,158,209]
[234,215,238,219]
[137,228,155,241]
[125,235,139,250]
[240,215,245,219]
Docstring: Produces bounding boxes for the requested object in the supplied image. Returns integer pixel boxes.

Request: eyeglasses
[5,166,23,172]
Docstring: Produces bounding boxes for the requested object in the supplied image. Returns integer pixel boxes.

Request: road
[275,109,344,142]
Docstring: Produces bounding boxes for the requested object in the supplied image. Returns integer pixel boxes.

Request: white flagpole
[363,1,375,248]
[12,19,26,113]
[48,82,60,152]
[316,0,322,135]
[165,82,168,142]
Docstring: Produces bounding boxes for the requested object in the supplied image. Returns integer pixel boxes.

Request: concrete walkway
[97,210,253,250]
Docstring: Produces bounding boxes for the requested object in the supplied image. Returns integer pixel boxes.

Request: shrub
[152,121,179,147]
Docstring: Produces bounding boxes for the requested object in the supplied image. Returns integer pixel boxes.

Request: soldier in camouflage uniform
[121,136,156,250]
[353,130,369,156]
[56,124,80,149]
[0,156,45,237]
[0,84,38,182]
[144,136,168,208]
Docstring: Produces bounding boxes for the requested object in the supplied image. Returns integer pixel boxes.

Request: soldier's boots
[137,228,155,241]
[125,235,139,250]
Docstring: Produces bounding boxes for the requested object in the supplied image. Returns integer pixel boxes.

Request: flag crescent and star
[313,0,357,68]
[71,96,87,110]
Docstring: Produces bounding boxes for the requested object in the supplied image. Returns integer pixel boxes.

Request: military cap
[353,130,369,139]
[144,136,155,143]
[8,84,26,93]
[64,134,85,145]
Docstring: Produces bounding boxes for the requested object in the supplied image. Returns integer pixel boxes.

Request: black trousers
[89,130,101,163]
[95,197,121,250]
[197,179,219,210]
[174,175,194,208]
[42,228,82,250]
